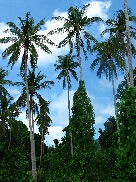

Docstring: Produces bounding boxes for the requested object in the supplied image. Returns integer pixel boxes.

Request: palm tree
[54,53,79,156]
[17,68,53,164]
[49,4,102,80]
[101,10,136,87]
[0,12,54,181]
[0,67,18,147]
[0,92,20,149]
[36,96,51,164]
[90,38,125,140]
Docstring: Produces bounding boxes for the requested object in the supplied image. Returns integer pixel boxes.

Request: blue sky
[0,0,136,146]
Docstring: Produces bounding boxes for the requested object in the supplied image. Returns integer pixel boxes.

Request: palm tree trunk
[67,75,73,156]
[8,125,11,149]
[122,36,130,87]
[42,130,45,155]
[76,32,82,80]
[24,48,37,181]
[40,128,44,164]
[112,74,121,146]
[124,0,134,87]
[110,58,120,144]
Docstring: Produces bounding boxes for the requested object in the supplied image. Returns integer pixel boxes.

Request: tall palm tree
[90,38,125,139]
[36,95,51,164]
[17,68,53,164]
[49,4,102,80]
[0,12,54,181]
[101,10,136,87]
[54,53,79,156]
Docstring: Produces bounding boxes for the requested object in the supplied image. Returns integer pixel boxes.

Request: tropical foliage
[0,2,136,181]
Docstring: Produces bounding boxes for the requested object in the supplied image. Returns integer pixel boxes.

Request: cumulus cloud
[95,115,106,124]
[85,0,111,36]
[86,0,111,20]
[49,89,75,126]
[100,104,115,116]
[18,111,39,134]
[45,125,64,146]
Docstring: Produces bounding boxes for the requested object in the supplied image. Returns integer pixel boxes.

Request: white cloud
[50,89,75,126]
[85,0,111,36]
[18,111,39,134]
[86,0,111,20]
[95,115,106,124]
[45,125,64,146]
[100,104,115,116]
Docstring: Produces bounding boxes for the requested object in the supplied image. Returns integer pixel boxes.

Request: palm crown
[0,12,54,72]
[54,54,79,89]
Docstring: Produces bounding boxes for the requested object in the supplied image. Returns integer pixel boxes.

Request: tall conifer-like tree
[67,80,95,180]
[70,80,95,153]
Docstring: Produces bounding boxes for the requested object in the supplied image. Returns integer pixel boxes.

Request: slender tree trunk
[110,58,120,144]
[40,128,44,164]
[67,75,73,156]
[76,32,82,80]
[111,74,120,142]
[24,48,37,181]
[8,125,11,149]
[43,130,45,155]
[122,35,130,87]
[124,56,130,87]
[124,0,134,87]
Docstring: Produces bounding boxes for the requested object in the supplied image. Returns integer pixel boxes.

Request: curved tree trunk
[124,0,134,87]
[24,48,37,181]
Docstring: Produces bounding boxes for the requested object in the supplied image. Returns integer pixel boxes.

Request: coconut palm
[0,12,54,181]
[17,68,53,163]
[101,9,136,87]
[54,53,79,156]
[17,68,54,131]
[36,95,51,164]
[49,4,102,80]
[90,37,125,139]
